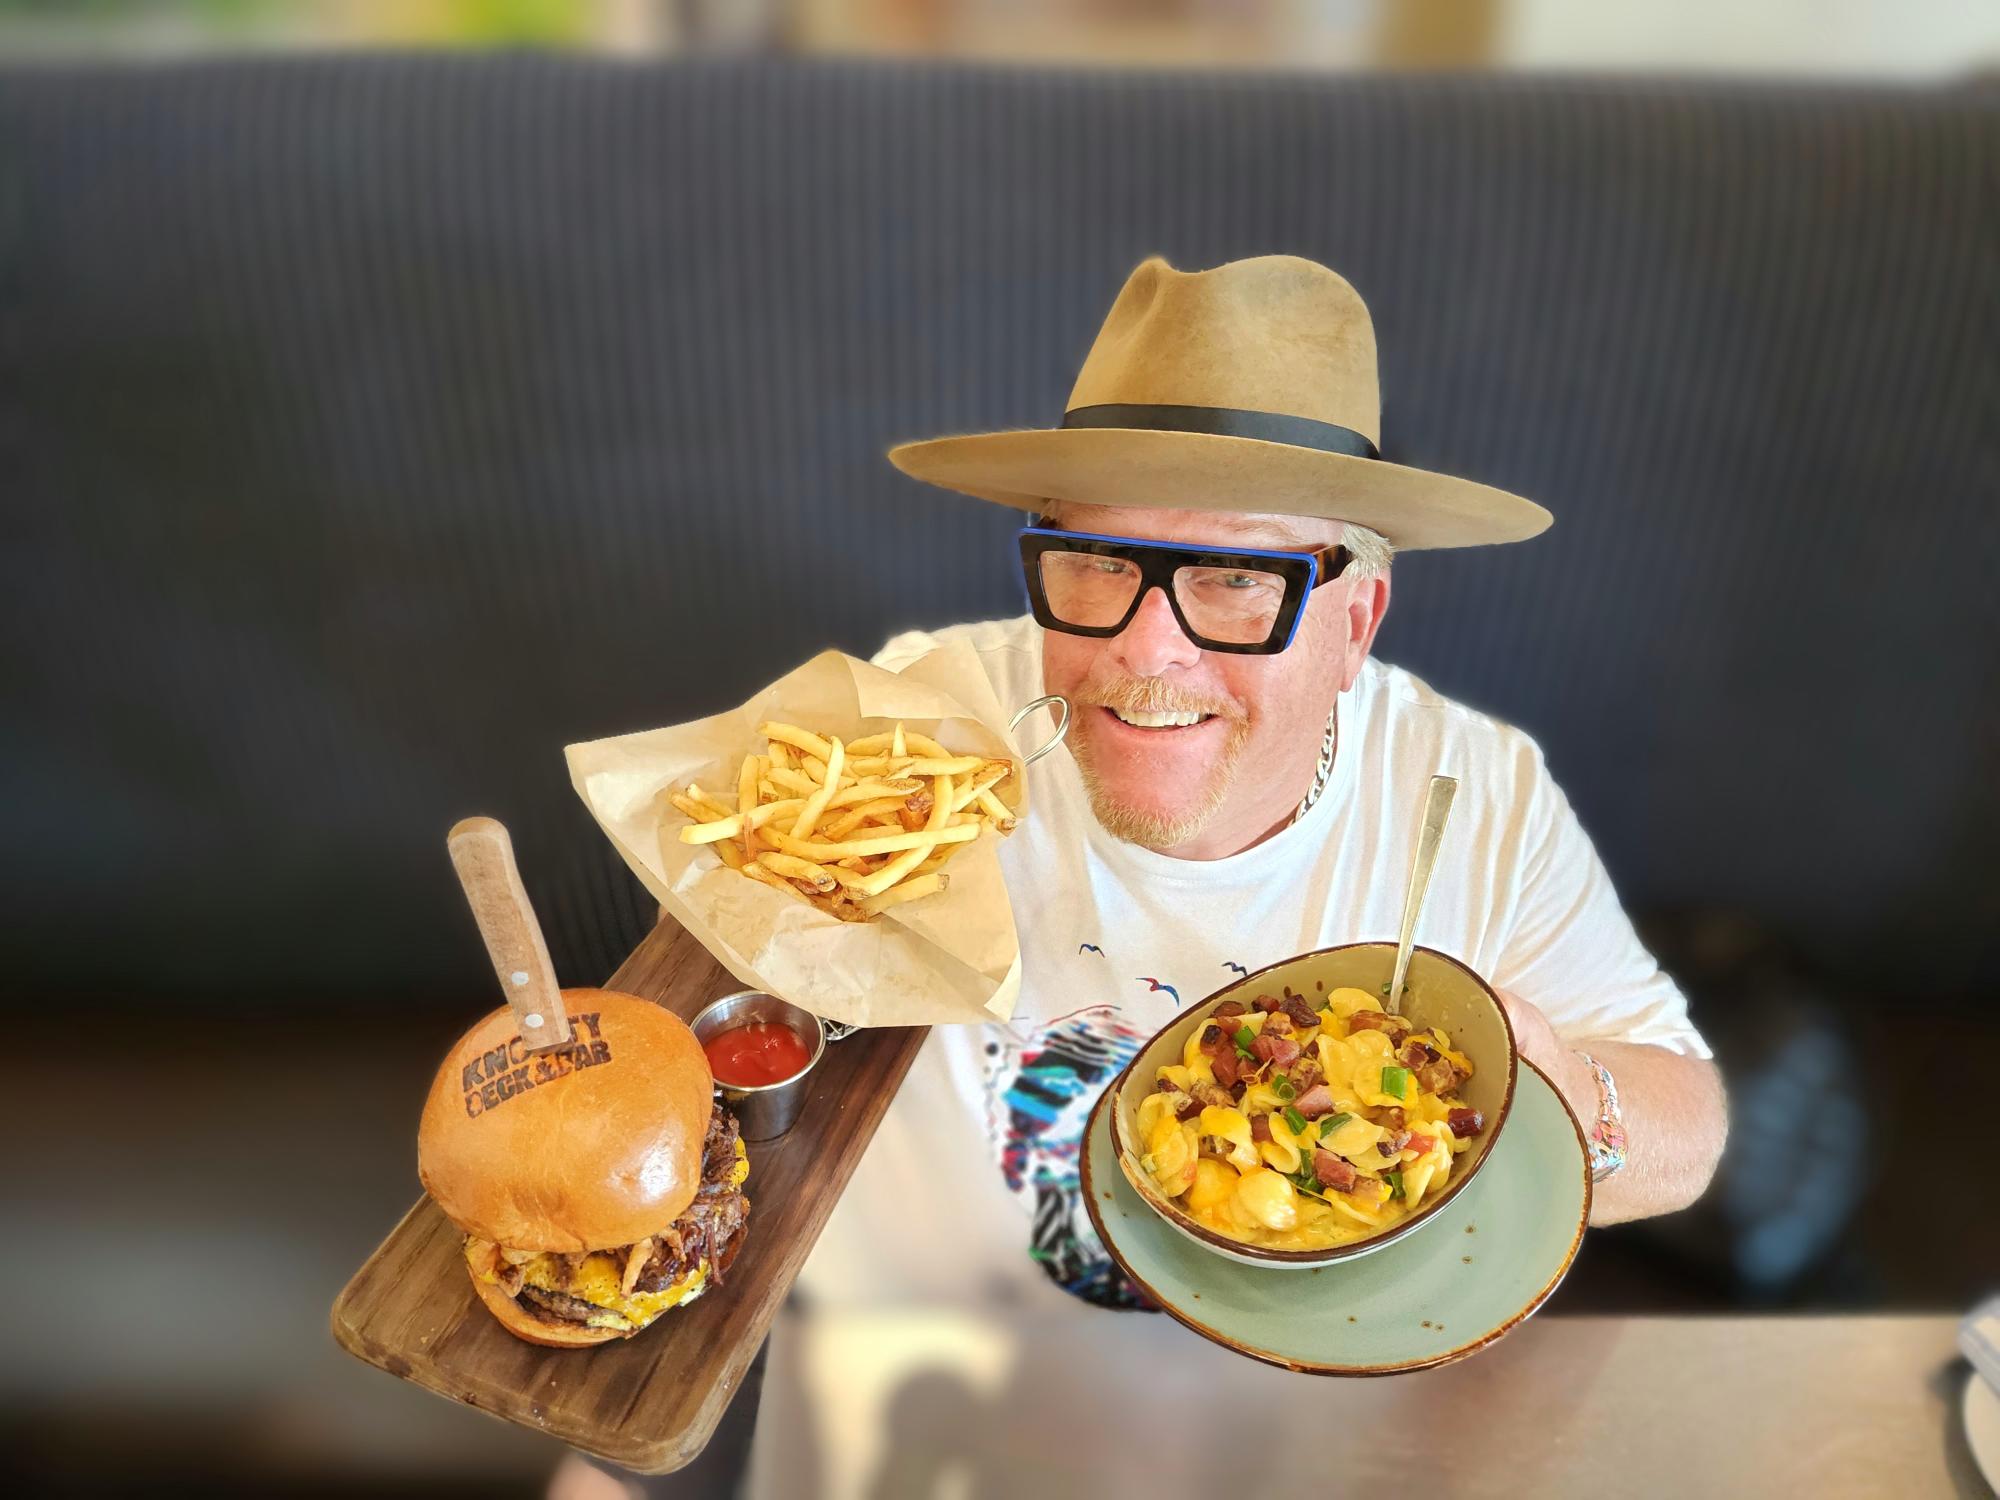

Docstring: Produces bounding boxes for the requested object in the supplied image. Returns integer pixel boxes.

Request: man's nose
[1109,585,1202,677]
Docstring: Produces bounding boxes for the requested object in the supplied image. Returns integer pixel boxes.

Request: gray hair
[1035,499,1394,579]
[1339,521,1394,579]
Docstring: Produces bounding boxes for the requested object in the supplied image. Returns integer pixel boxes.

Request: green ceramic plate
[1082,1057,1591,1375]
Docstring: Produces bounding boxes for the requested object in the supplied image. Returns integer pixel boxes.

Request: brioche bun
[418,987,714,1252]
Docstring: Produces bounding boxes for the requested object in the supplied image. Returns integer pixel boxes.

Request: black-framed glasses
[1017,525,1351,655]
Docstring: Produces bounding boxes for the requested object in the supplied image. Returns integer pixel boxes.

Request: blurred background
[2,2,1996,1496]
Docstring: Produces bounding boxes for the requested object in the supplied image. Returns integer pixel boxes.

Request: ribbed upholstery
[2,59,1992,1004]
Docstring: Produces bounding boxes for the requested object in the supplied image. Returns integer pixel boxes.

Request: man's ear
[1340,573,1391,690]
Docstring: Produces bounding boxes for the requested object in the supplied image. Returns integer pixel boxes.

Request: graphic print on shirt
[984,1001,1153,1310]
[1135,976,1180,1004]
[1223,960,1248,975]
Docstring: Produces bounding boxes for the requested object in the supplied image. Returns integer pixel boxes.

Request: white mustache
[1075,677,1243,721]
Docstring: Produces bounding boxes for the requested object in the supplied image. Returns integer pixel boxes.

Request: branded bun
[418,988,714,1251]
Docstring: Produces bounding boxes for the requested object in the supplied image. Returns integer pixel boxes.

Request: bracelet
[1574,1050,1627,1183]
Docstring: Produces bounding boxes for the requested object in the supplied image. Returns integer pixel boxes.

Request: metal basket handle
[1009,694,1071,766]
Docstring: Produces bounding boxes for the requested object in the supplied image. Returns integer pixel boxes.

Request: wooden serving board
[331,915,929,1473]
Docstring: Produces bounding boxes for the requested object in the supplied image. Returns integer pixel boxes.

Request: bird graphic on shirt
[1135,977,1180,1004]
[1222,961,1248,975]
[1078,943,1104,956]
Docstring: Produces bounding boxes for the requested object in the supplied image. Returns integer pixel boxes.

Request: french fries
[858,872,948,915]
[672,719,1018,921]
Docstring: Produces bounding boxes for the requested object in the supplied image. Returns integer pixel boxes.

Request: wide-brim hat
[888,255,1552,551]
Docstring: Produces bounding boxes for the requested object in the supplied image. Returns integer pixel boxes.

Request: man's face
[1039,505,1389,857]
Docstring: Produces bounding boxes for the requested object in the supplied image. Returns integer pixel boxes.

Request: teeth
[1111,709,1208,728]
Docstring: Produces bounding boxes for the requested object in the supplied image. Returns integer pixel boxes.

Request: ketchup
[704,1022,812,1088]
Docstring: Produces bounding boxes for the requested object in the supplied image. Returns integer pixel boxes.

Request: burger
[418,986,751,1346]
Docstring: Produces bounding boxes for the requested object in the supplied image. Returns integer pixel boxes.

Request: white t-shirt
[794,615,1707,1313]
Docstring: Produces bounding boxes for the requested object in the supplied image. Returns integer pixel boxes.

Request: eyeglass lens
[1036,550,1290,646]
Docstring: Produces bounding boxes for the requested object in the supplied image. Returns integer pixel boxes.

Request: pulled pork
[631,1107,753,1295]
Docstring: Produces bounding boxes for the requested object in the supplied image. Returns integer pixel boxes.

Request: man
[567,254,1728,1496]
[798,254,1724,1316]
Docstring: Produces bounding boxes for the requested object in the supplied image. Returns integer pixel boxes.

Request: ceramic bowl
[1110,941,1517,1269]
[1082,1060,1589,1373]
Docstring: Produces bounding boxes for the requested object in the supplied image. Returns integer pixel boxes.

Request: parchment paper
[566,643,1032,1028]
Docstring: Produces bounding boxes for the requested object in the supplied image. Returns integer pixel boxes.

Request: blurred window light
[3,0,1995,74]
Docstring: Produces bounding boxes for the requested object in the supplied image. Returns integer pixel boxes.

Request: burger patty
[519,1285,620,1327]
[520,1105,751,1325]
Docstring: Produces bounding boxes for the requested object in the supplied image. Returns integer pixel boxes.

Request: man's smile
[1103,706,1216,730]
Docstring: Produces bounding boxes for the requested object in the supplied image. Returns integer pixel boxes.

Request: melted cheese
[470,1138,748,1333]
[514,1252,709,1331]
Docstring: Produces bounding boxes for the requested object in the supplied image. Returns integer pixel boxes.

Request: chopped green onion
[1234,1024,1256,1050]
[1272,1075,1296,1102]
[1382,1065,1411,1100]
[1319,1112,1353,1138]
[1385,1169,1405,1200]
[1282,1106,1309,1136]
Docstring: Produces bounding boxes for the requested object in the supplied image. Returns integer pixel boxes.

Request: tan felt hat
[888,254,1552,551]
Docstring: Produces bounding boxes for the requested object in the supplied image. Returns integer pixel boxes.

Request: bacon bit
[1407,1134,1438,1157]
[1313,1149,1356,1191]
[1250,1114,1273,1143]
[1446,1107,1485,1137]
[1415,1057,1463,1094]
[1253,994,1283,1013]
[1249,1032,1301,1067]
[1280,994,1320,1030]
[1292,1084,1338,1118]
[1352,1009,1416,1041]
[1193,1081,1236,1111]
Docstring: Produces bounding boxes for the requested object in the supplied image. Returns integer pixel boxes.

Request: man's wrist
[1550,1050,1598,1125]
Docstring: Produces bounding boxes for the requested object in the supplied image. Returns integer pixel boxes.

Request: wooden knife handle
[446,817,572,1052]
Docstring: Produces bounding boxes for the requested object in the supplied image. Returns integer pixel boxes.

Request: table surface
[746,1309,1991,1499]
[330,915,931,1474]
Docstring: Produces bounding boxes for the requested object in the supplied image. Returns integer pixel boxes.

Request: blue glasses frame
[1017,524,1351,655]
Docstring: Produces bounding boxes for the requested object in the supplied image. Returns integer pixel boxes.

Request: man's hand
[1493,988,1597,1124]
[1492,988,1727,1226]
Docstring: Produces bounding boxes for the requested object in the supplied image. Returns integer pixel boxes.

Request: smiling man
[793,254,1726,1315]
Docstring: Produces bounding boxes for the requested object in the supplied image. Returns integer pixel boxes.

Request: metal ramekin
[689,990,826,1141]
